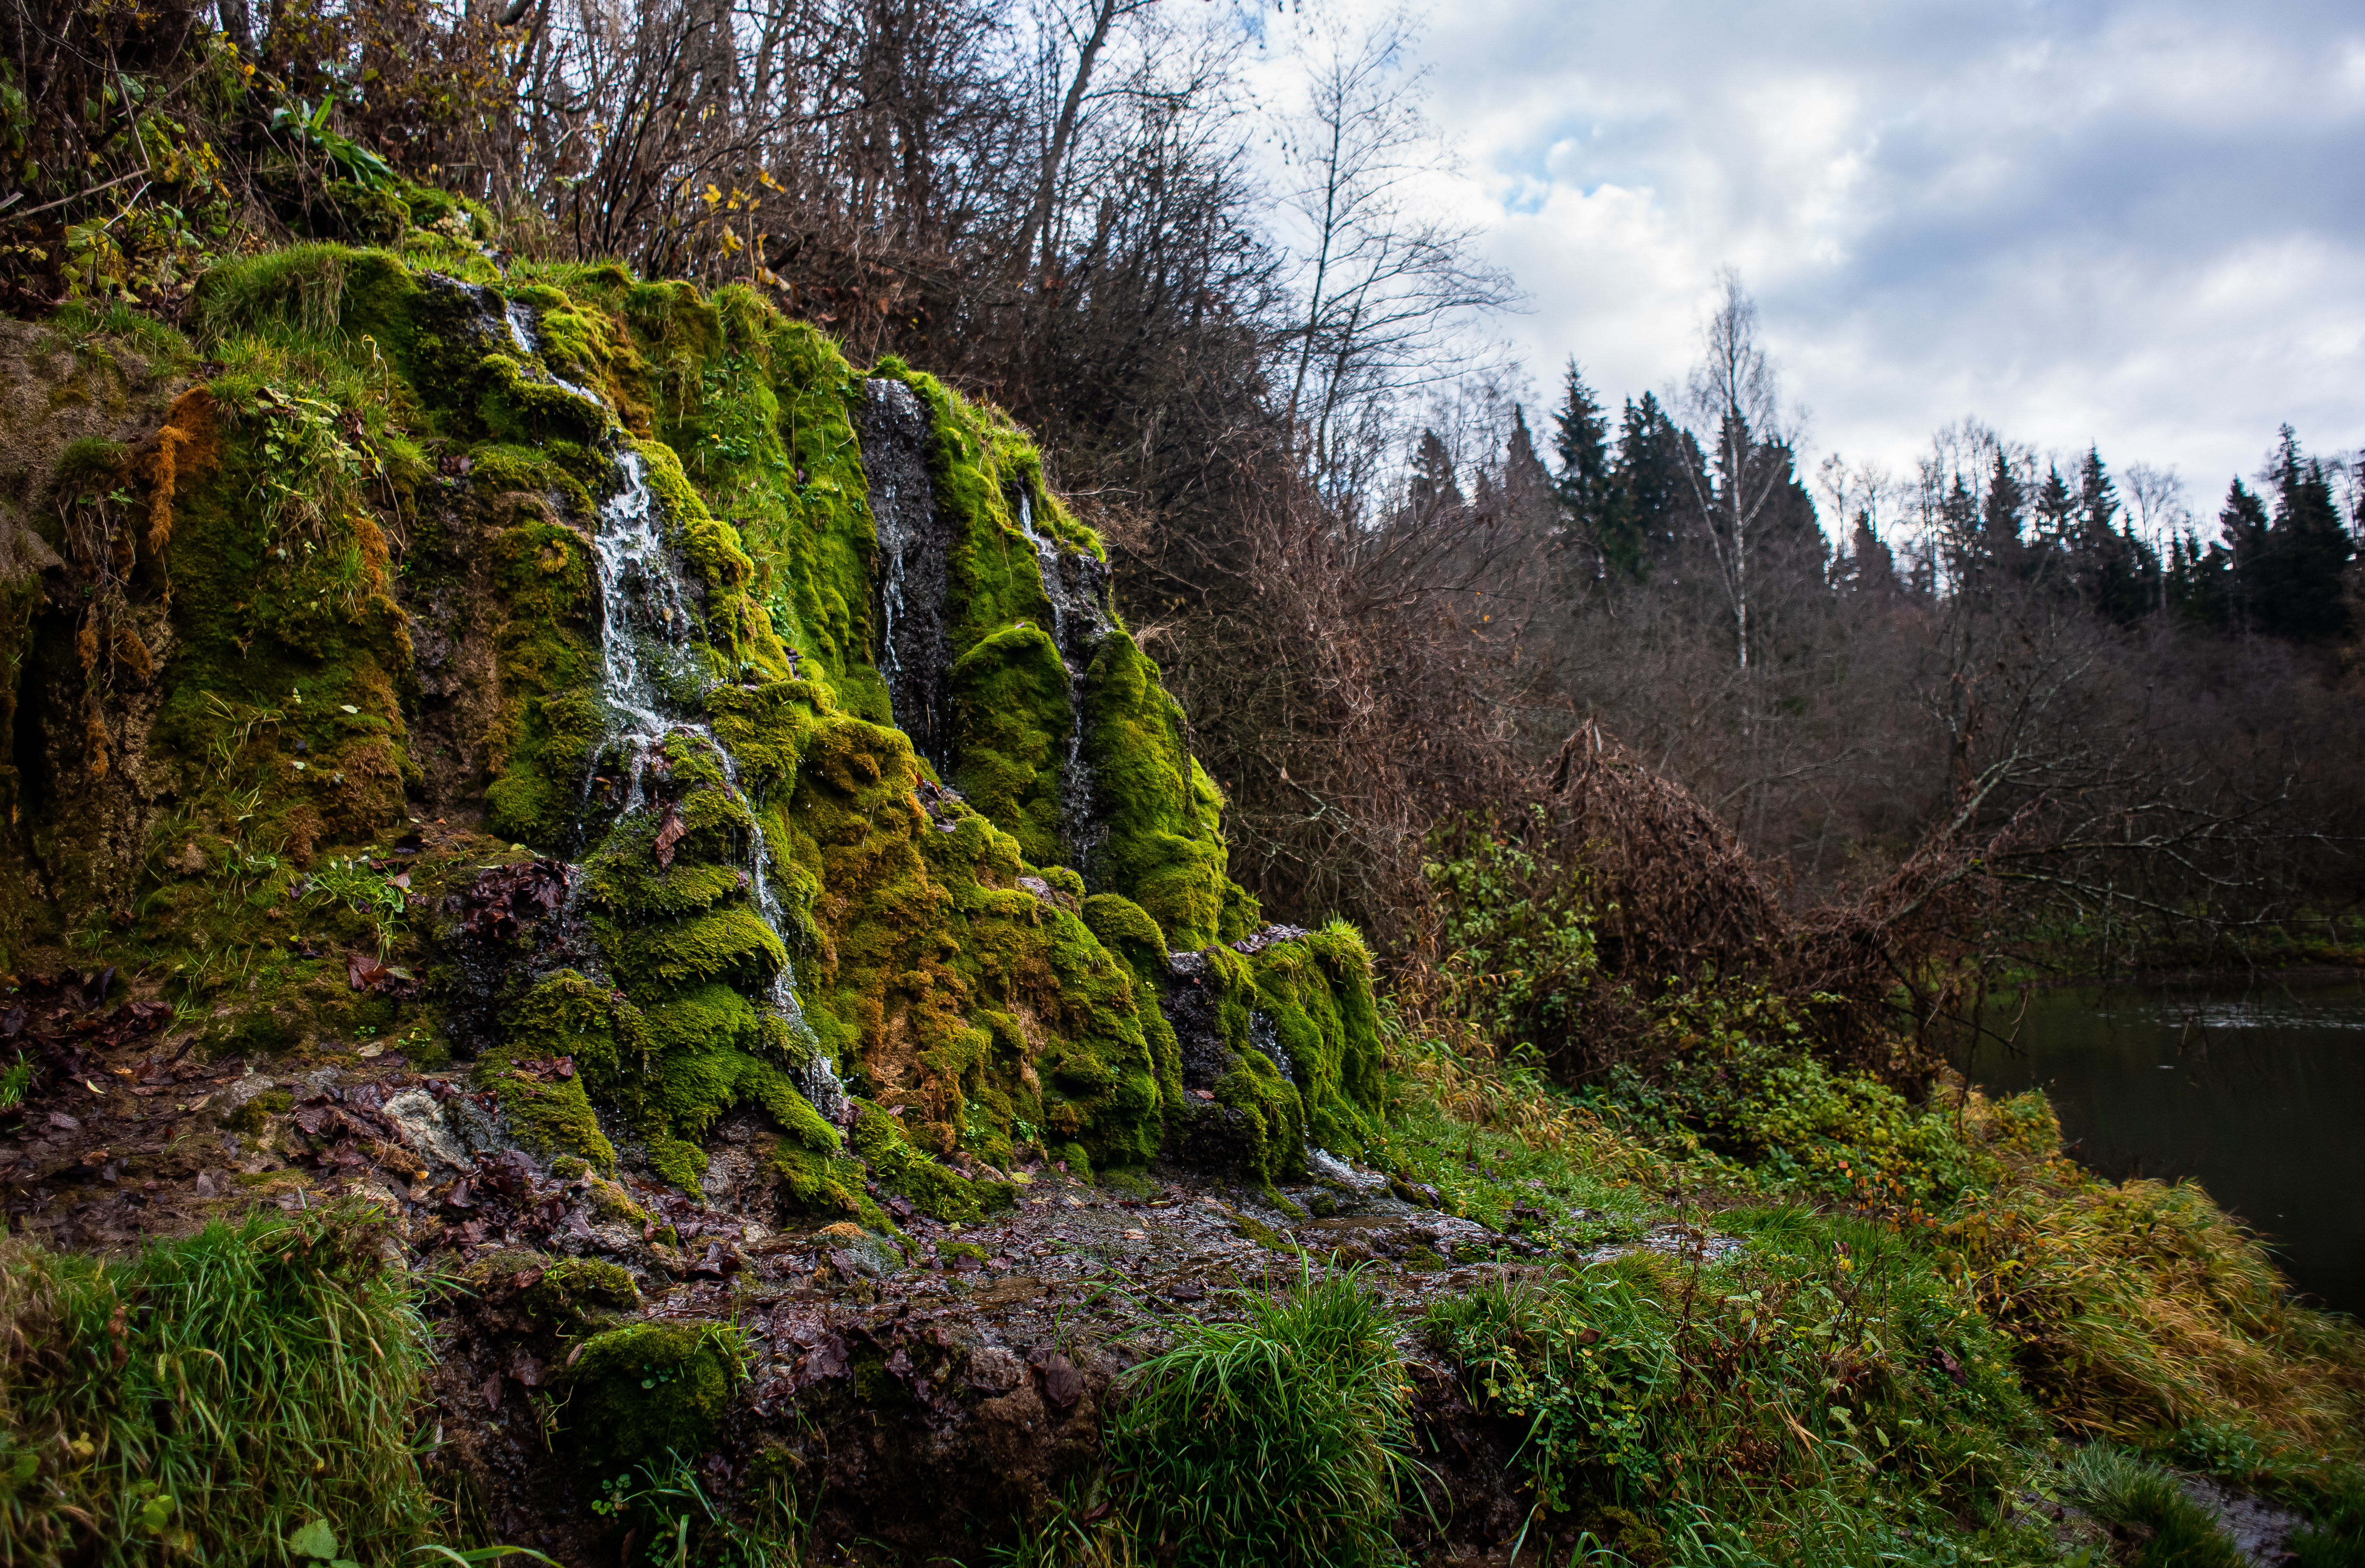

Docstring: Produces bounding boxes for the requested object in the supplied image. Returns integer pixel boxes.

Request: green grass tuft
[1108,1266,1422,1568]
[2065,1445,2248,1568]
[0,1203,436,1564]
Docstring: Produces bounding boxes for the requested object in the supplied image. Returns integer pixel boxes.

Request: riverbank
[1967,975,2365,1319]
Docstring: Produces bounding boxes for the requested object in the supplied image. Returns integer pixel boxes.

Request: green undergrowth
[2293,1483,2365,1568]
[1104,1267,1422,1568]
[590,1450,815,1568]
[2061,1446,2248,1568]
[0,1204,436,1565]
[1423,1220,2044,1563]
[1372,1020,1660,1250]
[984,1007,2363,1567]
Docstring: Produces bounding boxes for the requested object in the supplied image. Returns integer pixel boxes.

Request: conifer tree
[2068,447,2159,625]
[2032,463,2078,549]
[2261,426,2354,643]
[1844,514,1899,594]
[1551,361,1635,578]
[1981,449,2026,578]
[2217,478,2270,635]
[1408,428,1464,522]
[1608,392,1695,572]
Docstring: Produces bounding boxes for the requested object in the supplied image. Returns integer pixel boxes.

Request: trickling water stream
[1016,493,1113,876]
[860,379,952,769]
[475,287,847,1121]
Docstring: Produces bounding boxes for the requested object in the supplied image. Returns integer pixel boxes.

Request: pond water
[1968,977,2365,1318]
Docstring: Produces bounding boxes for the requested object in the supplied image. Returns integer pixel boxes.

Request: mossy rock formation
[0,244,1382,1207]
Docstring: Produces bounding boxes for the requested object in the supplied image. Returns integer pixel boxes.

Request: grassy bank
[1009,1008,2365,1566]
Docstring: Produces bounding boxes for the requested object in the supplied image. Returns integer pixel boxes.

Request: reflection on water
[1969,978,2365,1318]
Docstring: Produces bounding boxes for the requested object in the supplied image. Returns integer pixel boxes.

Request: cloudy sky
[1245,0,2365,523]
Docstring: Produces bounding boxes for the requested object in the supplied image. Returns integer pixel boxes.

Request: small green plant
[267,97,397,192]
[988,1475,1141,1568]
[2171,1417,2266,1480]
[1421,1271,1678,1511]
[2291,1479,2365,1568]
[0,1204,436,1561]
[0,1052,29,1110]
[301,854,407,955]
[2064,1445,2247,1568]
[1109,1267,1425,1568]
[589,1451,813,1567]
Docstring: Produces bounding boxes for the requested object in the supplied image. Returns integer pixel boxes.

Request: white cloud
[1271,0,2365,507]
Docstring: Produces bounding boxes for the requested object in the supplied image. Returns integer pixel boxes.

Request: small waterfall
[859,379,952,767]
[502,299,601,405]
[1015,492,1114,875]
[457,278,846,1121]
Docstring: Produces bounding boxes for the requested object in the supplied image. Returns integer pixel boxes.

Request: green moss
[504,970,638,1081]
[1222,1206,1293,1253]
[587,1176,672,1244]
[563,1322,744,1474]
[470,971,635,1172]
[772,1140,865,1216]
[638,1128,708,1193]
[480,1063,617,1171]
[1214,1049,1308,1188]
[1084,893,1184,1111]
[1248,920,1384,1158]
[599,905,787,993]
[848,1104,1003,1223]
[1082,636,1231,948]
[482,510,601,847]
[521,1257,640,1329]
[948,623,1071,864]
[222,1089,293,1135]
[104,244,1376,1214]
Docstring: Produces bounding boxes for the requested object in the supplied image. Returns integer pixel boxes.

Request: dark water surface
[1969,978,2365,1318]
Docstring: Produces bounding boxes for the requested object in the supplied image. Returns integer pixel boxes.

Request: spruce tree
[1845,514,1898,594]
[1981,449,2026,577]
[2217,478,2270,636]
[2069,447,2158,625]
[1551,361,1636,578]
[2033,463,2077,548]
[2168,523,2232,632]
[1609,392,1692,571]
[1408,428,1463,522]
[2261,427,2354,642]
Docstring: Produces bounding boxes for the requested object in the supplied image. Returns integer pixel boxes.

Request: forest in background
[6,0,2361,1072]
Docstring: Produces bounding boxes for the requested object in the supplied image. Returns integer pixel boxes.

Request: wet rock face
[861,378,954,769]
[1161,949,1238,1092]
[1012,489,1118,871]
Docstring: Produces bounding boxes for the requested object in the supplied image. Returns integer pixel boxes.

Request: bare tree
[1009,0,1161,278]
[1271,8,1520,502]
[1675,270,1805,668]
